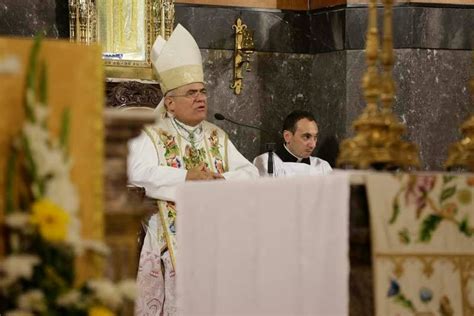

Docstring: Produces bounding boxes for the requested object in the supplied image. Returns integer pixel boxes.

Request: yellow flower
[30,198,70,242]
[88,306,116,316]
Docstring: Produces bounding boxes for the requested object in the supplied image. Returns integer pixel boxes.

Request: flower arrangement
[0,37,135,315]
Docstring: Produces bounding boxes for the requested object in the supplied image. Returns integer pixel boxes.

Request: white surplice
[253,145,333,177]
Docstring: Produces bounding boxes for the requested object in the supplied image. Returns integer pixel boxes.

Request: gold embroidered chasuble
[143,115,229,269]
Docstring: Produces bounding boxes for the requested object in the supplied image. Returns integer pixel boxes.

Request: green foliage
[389,198,400,224]
[459,217,473,237]
[439,186,456,203]
[38,61,48,105]
[442,175,455,184]
[30,236,75,305]
[60,107,71,153]
[394,293,416,312]
[419,214,442,242]
[25,35,42,123]
[1,32,134,316]
[398,228,410,244]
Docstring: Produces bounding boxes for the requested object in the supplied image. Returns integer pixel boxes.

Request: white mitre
[151,24,204,95]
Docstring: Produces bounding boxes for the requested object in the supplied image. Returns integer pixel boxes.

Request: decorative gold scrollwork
[231,17,255,95]
[154,0,175,39]
[69,0,96,44]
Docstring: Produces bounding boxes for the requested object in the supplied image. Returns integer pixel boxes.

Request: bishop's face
[165,82,208,126]
[284,118,318,159]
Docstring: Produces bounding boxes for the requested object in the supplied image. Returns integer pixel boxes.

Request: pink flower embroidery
[405,175,436,218]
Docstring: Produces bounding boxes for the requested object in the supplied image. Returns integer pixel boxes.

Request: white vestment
[128,111,258,315]
[253,145,332,177]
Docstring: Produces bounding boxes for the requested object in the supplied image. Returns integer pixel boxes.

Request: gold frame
[69,0,175,80]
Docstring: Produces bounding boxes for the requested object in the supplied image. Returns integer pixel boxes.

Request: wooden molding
[310,0,347,9]
[105,81,162,108]
[175,0,308,10]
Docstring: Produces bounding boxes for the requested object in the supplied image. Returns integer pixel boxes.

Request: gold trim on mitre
[158,64,203,94]
[151,24,203,94]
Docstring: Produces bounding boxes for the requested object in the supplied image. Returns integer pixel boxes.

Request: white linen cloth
[176,173,350,316]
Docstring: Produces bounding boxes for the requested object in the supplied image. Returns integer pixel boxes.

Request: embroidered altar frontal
[366,173,474,315]
[0,37,104,278]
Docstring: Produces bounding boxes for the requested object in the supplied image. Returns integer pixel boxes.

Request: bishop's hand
[185,163,224,181]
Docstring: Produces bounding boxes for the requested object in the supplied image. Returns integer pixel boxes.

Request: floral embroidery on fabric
[367,174,474,316]
[390,175,474,243]
[387,279,454,315]
[404,175,437,218]
[183,144,206,170]
[158,129,182,168]
[208,129,225,174]
[166,202,177,235]
[214,158,225,174]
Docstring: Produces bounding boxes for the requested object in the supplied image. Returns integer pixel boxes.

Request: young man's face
[165,82,208,126]
[284,118,318,159]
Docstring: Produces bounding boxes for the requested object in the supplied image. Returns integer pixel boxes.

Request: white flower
[0,54,21,75]
[17,289,46,312]
[67,236,110,257]
[22,123,71,180]
[25,88,36,111]
[56,289,82,307]
[32,104,48,124]
[45,173,79,214]
[88,279,123,309]
[66,217,84,254]
[22,127,55,178]
[5,213,31,230]
[118,279,137,301]
[5,310,34,316]
[81,239,111,256]
[22,122,48,145]
[0,255,40,287]
[32,145,64,179]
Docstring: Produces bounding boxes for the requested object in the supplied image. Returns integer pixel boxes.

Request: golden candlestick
[337,0,390,169]
[380,0,420,170]
[337,0,420,170]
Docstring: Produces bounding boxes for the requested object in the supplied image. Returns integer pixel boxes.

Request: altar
[174,171,474,316]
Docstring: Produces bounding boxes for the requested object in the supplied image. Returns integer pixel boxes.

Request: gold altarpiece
[69,0,175,80]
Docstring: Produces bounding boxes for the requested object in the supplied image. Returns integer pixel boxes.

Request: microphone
[214,113,272,135]
[263,142,276,175]
[214,113,276,176]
